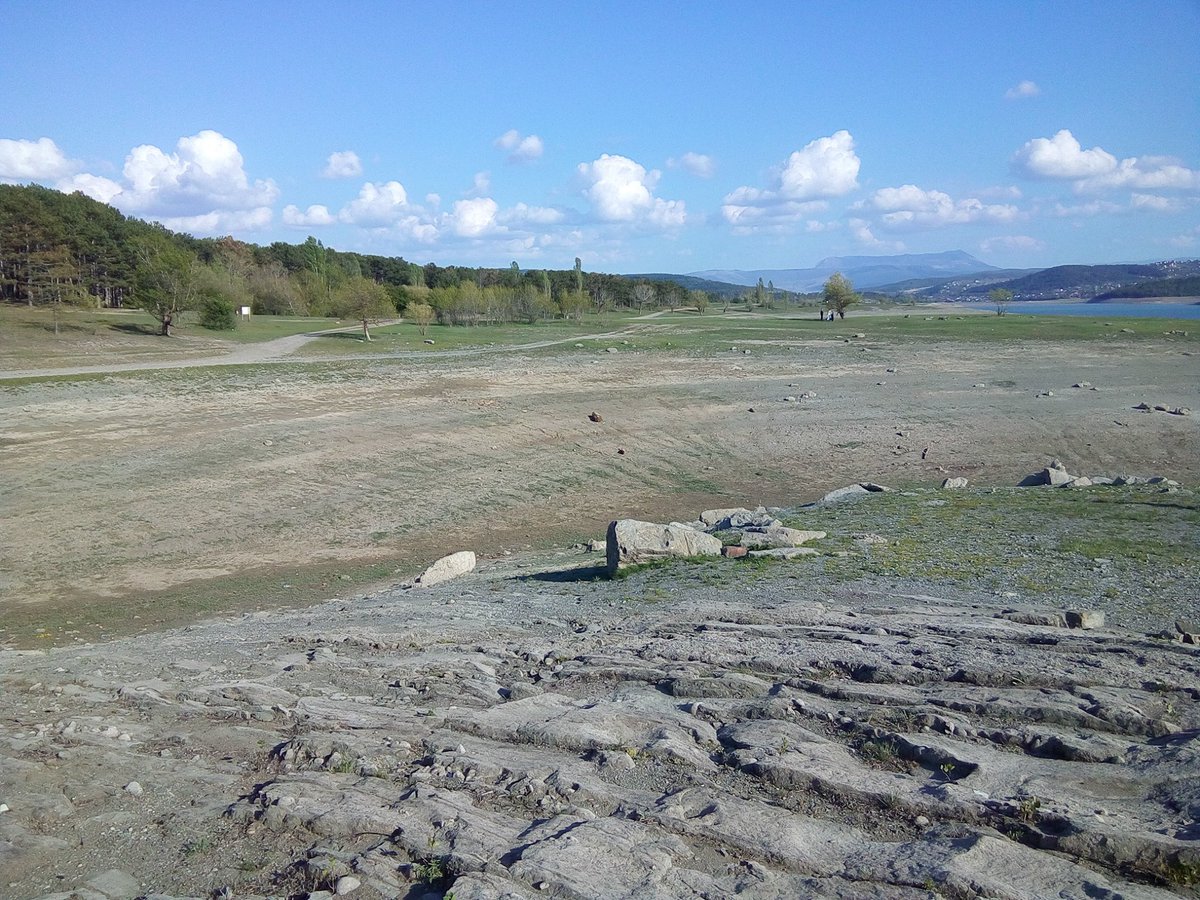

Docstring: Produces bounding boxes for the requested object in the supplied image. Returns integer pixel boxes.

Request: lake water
[960,300,1200,319]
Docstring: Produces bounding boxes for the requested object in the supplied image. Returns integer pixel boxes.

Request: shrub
[199,294,236,330]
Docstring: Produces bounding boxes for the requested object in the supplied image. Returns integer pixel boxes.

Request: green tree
[335,276,393,341]
[988,287,1013,316]
[407,302,436,335]
[135,236,198,336]
[822,272,858,319]
[198,293,237,330]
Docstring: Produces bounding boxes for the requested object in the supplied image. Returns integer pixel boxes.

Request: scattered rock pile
[1018,459,1180,490]
[606,506,828,573]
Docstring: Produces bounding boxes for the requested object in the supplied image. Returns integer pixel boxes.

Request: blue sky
[3,1,1198,273]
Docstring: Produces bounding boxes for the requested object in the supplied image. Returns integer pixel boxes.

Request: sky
[2,1,1198,274]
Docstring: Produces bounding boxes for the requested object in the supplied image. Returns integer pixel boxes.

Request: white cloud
[56,172,123,204]
[1048,199,1123,217]
[849,217,904,251]
[467,171,491,197]
[499,202,566,226]
[495,129,544,163]
[1077,156,1200,193]
[282,204,335,227]
[1005,80,1041,100]
[1168,225,1200,248]
[339,180,409,226]
[321,150,362,179]
[578,153,686,227]
[116,130,279,227]
[980,234,1045,255]
[722,131,860,228]
[0,137,77,181]
[157,207,274,234]
[450,197,499,237]
[1013,129,1118,179]
[869,184,1018,229]
[668,151,716,178]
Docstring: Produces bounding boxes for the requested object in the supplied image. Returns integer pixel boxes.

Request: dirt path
[0,322,662,380]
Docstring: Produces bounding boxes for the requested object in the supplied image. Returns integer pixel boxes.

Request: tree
[198,293,237,330]
[988,287,1013,316]
[632,282,654,311]
[822,272,858,319]
[407,302,435,335]
[335,276,393,341]
[135,236,198,335]
[690,290,709,315]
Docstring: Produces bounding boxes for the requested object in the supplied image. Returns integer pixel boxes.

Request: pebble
[335,875,361,895]
[124,781,143,796]
[915,815,930,827]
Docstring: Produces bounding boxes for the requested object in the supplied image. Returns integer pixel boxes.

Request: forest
[0,184,729,334]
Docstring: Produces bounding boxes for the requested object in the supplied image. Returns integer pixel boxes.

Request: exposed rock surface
[1,550,1196,899]
[605,520,722,572]
[415,550,477,587]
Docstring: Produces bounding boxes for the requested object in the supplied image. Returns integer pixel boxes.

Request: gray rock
[820,484,869,504]
[738,527,826,549]
[746,547,819,559]
[605,520,722,572]
[334,875,361,895]
[84,869,142,899]
[415,550,476,587]
[941,477,968,489]
[1066,610,1105,629]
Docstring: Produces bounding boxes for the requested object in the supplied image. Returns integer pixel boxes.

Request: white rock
[415,551,476,588]
[335,875,361,895]
[941,477,969,489]
[123,781,143,796]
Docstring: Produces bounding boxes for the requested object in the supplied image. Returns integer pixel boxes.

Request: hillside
[1093,274,1200,300]
[905,259,1200,301]
[690,250,995,292]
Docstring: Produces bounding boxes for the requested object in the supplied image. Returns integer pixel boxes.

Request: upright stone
[415,550,476,587]
[606,520,722,573]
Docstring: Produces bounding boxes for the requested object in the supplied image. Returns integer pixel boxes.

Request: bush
[199,294,236,330]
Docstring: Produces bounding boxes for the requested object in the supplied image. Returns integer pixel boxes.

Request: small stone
[721,545,749,558]
[124,781,143,796]
[605,347,618,353]
[941,477,968,489]
[0,803,9,814]
[335,875,362,895]
[915,815,930,827]
[423,339,435,345]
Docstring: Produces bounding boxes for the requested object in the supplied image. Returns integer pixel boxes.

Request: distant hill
[976,260,1200,300]
[689,251,995,293]
[1093,275,1200,301]
[624,273,754,299]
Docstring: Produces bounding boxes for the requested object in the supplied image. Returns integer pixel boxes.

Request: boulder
[820,484,869,504]
[1018,467,1074,487]
[1066,610,1105,630]
[1062,476,1093,488]
[941,477,969,490]
[721,545,748,559]
[415,550,476,587]
[605,520,722,572]
[739,527,826,549]
[699,507,751,527]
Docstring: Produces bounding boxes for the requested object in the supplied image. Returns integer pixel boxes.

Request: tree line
[0,184,737,335]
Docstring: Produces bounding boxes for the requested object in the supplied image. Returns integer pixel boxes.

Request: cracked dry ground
[1,556,1198,899]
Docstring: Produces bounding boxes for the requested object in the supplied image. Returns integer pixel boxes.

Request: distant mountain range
[687,251,995,293]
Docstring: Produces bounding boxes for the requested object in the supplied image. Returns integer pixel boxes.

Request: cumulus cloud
[848,217,904,251]
[722,131,860,227]
[0,137,78,181]
[869,184,1018,228]
[578,154,686,227]
[1077,156,1200,193]
[56,172,123,204]
[668,151,716,178]
[114,130,278,233]
[282,204,336,227]
[1048,199,1123,217]
[339,180,409,226]
[980,234,1045,255]
[321,150,362,179]
[1013,129,1117,179]
[450,197,499,237]
[1014,131,1199,193]
[1005,80,1041,100]
[467,171,491,197]
[499,202,566,226]
[495,129,544,164]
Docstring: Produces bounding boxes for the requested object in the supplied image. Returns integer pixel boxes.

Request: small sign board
[239,306,252,317]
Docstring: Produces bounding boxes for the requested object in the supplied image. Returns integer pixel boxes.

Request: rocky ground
[2,486,1198,899]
